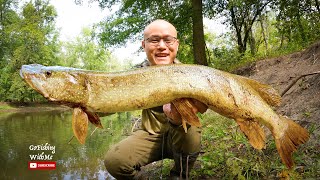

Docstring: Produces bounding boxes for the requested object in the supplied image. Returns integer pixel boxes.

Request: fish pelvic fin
[72,107,89,144]
[82,108,104,129]
[236,76,282,106]
[235,118,266,149]
[171,98,202,128]
[274,116,309,169]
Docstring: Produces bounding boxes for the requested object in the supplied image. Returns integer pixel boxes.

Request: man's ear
[142,40,145,49]
[176,39,179,51]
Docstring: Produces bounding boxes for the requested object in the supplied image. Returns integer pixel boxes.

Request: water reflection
[0,110,132,179]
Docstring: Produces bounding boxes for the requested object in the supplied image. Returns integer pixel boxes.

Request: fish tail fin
[236,76,282,106]
[235,118,266,149]
[274,116,309,169]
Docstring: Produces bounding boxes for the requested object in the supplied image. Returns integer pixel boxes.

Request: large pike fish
[20,64,309,169]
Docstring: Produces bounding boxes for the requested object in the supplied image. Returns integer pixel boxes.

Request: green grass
[190,111,318,179]
[139,110,318,179]
[0,103,15,110]
[194,112,270,179]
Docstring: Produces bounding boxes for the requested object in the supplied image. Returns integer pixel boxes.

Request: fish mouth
[19,68,25,79]
[20,64,45,81]
[20,64,53,100]
[20,64,44,76]
[24,77,49,98]
[20,65,41,89]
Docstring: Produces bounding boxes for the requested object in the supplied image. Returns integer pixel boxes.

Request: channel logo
[28,161,56,170]
[29,162,37,168]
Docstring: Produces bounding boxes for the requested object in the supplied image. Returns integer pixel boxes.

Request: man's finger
[163,103,182,125]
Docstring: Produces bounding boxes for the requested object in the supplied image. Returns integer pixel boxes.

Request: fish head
[20,64,88,104]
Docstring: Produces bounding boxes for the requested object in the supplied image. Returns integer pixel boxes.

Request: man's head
[142,19,179,65]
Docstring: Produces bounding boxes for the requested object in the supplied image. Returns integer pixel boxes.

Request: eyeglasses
[145,36,177,46]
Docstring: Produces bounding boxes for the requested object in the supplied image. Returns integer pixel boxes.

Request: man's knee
[185,126,201,153]
[169,125,202,154]
[104,148,119,176]
[104,145,134,179]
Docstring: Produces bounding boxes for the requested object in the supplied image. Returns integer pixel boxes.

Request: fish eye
[45,71,52,77]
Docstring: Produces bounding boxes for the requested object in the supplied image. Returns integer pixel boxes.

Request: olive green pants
[104,125,201,179]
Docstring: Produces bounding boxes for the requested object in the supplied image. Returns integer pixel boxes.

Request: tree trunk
[230,7,246,54]
[249,29,256,55]
[315,0,320,14]
[191,0,208,66]
[260,19,268,54]
[297,16,306,42]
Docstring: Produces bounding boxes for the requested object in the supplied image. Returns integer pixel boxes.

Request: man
[104,19,207,179]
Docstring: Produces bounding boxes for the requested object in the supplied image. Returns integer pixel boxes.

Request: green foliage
[9,0,59,68]
[204,0,272,55]
[95,0,195,64]
[0,0,19,63]
[58,27,123,71]
[1,0,320,101]
[206,10,319,71]
[275,0,320,47]
[84,0,318,70]
[7,72,45,102]
[0,0,127,102]
[0,0,59,102]
[94,0,320,71]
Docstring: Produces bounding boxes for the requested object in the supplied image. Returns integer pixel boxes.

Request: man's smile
[155,53,169,57]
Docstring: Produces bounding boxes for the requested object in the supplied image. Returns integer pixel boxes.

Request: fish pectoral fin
[72,107,89,144]
[182,119,188,133]
[82,108,104,129]
[235,118,266,150]
[171,98,202,128]
[273,116,309,169]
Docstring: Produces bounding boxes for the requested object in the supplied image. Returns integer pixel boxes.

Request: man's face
[142,21,179,65]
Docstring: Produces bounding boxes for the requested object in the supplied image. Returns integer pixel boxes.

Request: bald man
[104,19,207,179]
[142,19,179,65]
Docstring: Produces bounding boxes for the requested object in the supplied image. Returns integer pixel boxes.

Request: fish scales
[20,64,309,169]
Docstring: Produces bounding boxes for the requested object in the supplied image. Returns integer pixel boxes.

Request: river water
[0,110,132,179]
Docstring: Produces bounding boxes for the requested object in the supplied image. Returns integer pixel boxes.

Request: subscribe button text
[28,161,56,170]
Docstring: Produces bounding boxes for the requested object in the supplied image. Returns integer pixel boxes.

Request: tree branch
[281,71,320,96]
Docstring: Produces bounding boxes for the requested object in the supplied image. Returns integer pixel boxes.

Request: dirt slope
[234,41,320,145]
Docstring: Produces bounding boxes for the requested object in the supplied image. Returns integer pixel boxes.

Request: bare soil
[234,41,320,145]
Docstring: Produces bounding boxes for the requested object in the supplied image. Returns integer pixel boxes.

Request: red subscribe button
[28,161,56,170]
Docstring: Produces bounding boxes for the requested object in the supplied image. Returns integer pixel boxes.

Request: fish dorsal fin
[72,107,89,144]
[235,76,282,106]
[235,118,266,150]
[82,108,104,129]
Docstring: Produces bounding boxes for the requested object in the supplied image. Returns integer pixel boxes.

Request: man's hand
[163,103,181,125]
[163,98,208,125]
